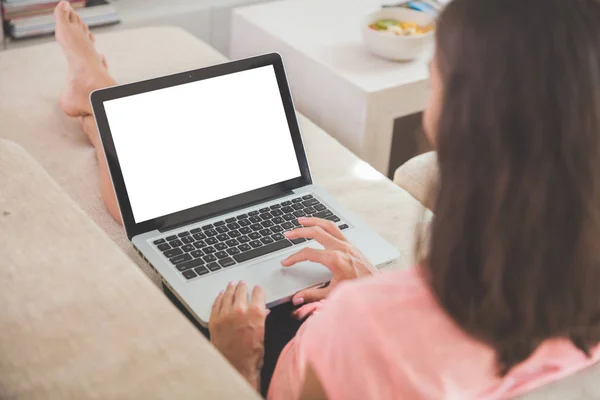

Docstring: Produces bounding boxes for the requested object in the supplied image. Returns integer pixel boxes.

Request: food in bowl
[369,18,434,36]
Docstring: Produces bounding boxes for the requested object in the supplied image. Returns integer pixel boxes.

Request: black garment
[163,284,303,397]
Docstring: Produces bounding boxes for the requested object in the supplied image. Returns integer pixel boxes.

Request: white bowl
[362,8,435,61]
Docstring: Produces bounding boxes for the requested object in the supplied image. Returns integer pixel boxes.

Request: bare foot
[54,1,114,116]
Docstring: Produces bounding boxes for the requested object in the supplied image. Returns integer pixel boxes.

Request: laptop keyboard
[151,194,350,281]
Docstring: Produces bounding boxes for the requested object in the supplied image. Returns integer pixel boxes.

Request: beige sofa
[1,26,599,399]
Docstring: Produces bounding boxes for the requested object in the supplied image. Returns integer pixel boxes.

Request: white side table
[231,0,432,176]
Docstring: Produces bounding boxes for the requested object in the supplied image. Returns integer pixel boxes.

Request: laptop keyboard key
[261,220,274,228]
[227,247,241,255]
[166,235,177,241]
[314,204,326,212]
[176,257,205,271]
[215,251,229,259]
[191,250,204,258]
[251,224,262,231]
[214,221,225,227]
[271,209,283,217]
[248,211,259,216]
[227,222,240,230]
[293,220,302,227]
[194,266,210,276]
[217,234,230,242]
[259,207,270,213]
[282,206,294,213]
[233,239,293,263]
[182,244,195,252]
[260,212,273,220]
[339,224,349,230]
[271,225,284,233]
[293,210,307,218]
[193,233,206,240]
[216,226,229,234]
[239,244,252,252]
[272,217,285,224]
[239,227,252,234]
[261,237,274,245]
[281,222,294,230]
[202,224,213,230]
[228,230,241,238]
[302,194,313,200]
[169,239,183,247]
[226,239,240,247]
[194,240,207,249]
[237,214,248,220]
[270,204,281,210]
[313,210,333,219]
[203,254,217,262]
[215,243,227,251]
[304,207,316,215]
[153,239,166,245]
[239,235,250,243]
[182,236,195,244]
[163,248,183,258]
[206,237,218,245]
[182,270,197,280]
[326,215,341,223]
[249,232,261,240]
[239,219,251,227]
[205,229,218,237]
[250,240,263,248]
[271,233,285,241]
[260,229,272,237]
[292,198,303,203]
[302,199,319,207]
[281,201,292,206]
[207,262,221,272]
[250,216,262,224]
[292,203,304,210]
[225,217,237,223]
[204,246,216,254]
[291,238,306,245]
[220,258,236,268]
[283,214,295,221]
[157,243,171,251]
[170,254,192,264]
[190,228,202,234]
[178,231,190,237]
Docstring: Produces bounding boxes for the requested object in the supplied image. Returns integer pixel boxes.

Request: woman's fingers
[292,286,331,306]
[249,285,266,310]
[221,281,237,311]
[232,281,248,308]
[211,289,224,317]
[297,217,346,241]
[281,247,342,272]
[283,226,341,249]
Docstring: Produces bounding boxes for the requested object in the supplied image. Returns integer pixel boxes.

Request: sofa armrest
[0,140,259,399]
[393,151,438,211]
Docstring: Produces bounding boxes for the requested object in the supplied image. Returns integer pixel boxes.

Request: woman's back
[270,268,600,399]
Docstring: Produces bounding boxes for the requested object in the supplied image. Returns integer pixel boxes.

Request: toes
[53,1,71,24]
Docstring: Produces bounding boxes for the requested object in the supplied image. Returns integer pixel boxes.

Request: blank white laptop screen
[103,65,302,223]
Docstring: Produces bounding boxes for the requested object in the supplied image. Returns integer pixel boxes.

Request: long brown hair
[422,0,600,375]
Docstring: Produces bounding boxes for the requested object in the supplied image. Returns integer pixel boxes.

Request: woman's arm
[299,363,328,400]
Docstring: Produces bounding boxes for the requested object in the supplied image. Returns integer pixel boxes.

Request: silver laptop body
[90,53,400,326]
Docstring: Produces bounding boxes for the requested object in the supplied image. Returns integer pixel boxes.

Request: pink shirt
[268,267,600,400]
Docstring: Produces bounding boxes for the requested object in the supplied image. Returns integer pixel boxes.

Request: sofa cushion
[0,138,259,399]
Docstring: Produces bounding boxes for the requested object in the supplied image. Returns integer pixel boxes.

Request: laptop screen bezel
[90,53,312,240]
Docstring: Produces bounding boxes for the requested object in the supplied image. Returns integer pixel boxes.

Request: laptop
[90,53,400,326]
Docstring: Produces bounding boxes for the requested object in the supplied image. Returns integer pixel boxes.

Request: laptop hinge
[158,190,295,233]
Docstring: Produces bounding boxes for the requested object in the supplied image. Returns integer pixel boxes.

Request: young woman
[55,0,600,397]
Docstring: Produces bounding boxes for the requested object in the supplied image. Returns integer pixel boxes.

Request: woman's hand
[209,281,268,391]
[282,217,378,309]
